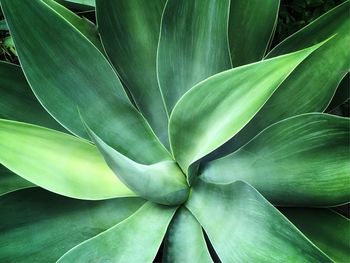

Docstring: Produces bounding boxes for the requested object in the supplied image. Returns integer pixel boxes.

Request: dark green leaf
[0,61,64,131]
[58,202,176,263]
[157,0,232,113]
[96,0,169,146]
[0,188,144,262]
[0,165,33,196]
[2,0,170,164]
[281,208,350,262]
[228,0,279,66]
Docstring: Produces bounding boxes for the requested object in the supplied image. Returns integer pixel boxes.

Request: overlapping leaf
[58,202,176,263]
[228,0,279,66]
[1,0,169,164]
[169,42,323,178]
[86,126,189,205]
[280,208,350,262]
[0,61,64,131]
[201,113,350,206]
[0,165,33,196]
[186,179,332,262]
[216,1,350,155]
[163,207,212,263]
[157,0,232,113]
[0,188,144,262]
[96,0,169,146]
[0,119,135,200]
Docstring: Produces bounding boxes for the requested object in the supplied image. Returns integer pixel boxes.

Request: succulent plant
[0,0,349,262]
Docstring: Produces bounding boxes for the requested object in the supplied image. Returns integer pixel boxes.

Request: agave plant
[0,0,349,262]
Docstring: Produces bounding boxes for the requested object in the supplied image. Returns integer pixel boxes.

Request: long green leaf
[0,165,33,196]
[163,207,213,263]
[41,0,102,50]
[280,208,350,262]
[218,1,350,154]
[1,0,170,164]
[326,73,350,112]
[169,43,323,178]
[0,188,144,262]
[86,126,189,205]
[202,113,350,206]
[0,61,64,131]
[58,202,176,263]
[96,0,169,146]
[157,0,232,113]
[0,119,135,200]
[186,179,331,262]
[228,0,279,66]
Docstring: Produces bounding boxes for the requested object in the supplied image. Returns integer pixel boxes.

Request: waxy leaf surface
[186,180,331,262]
[58,202,176,263]
[202,114,350,206]
[96,0,169,146]
[0,188,144,262]
[2,0,169,164]
[163,207,213,263]
[0,120,135,200]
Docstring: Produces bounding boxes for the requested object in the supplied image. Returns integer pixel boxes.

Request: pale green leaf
[58,202,176,263]
[0,188,144,262]
[169,43,323,178]
[0,119,135,200]
[202,113,350,206]
[186,179,332,262]
[163,207,213,263]
[86,125,189,206]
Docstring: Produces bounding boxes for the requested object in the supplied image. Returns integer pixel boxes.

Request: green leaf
[41,0,102,51]
[221,1,350,153]
[280,208,350,262]
[157,0,232,113]
[1,0,170,164]
[0,61,65,131]
[326,73,350,112]
[96,0,169,146]
[186,179,332,262]
[57,0,95,8]
[163,207,213,263]
[0,119,135,200]
[280,207,350,262]
[86,125,189,206]
[0,188,144,262]
[58,202,176,263]
[169,43,323,177]
[228,0,279,66]
[0,165,34,196]
[201,113,350,206]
